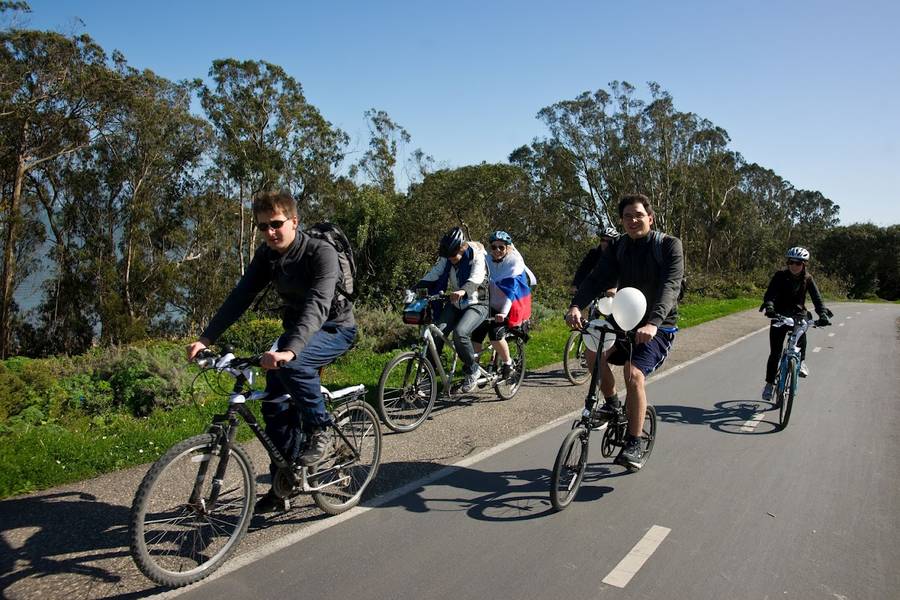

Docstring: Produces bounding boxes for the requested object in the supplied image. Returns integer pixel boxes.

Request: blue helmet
[489,230,513,245]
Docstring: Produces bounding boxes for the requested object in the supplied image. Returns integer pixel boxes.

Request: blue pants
[262,323,356,468]
[435,303,489,373]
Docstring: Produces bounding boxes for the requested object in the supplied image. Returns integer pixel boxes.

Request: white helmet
[785,247,810,262]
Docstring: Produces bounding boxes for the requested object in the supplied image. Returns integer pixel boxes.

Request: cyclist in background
[759,246,833,401]
[477,231,536,377]
[417,227,490,393]
[571,226,621,294]
[185,191,357,514]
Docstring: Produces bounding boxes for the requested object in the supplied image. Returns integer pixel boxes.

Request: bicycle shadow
[373,461,625,522]
[0,489,169,597]
[656,399,780,435]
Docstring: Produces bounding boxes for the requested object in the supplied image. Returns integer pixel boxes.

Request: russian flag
[490,249,536,327]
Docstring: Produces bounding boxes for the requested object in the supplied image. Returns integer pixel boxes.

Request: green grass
[0,296,757,499]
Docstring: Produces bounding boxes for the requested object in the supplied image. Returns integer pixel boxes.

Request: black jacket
[202,233,355,356]
[571,232,684,328]
[763,269,825,317]
[572,244,604,288]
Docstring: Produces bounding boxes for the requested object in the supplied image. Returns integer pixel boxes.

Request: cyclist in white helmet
[758,246,833,400]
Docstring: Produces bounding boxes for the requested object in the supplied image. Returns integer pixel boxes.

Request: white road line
[812,347,822,353]
[740,410,766,432]
[856,311,861,315]
[602,525,672,588]
[839,322,845,327]
[828,333,835,337]
[846,316,852,319]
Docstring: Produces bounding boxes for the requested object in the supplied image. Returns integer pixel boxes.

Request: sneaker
[615,437,644,470]
[460,369,480,393]
[595,399,619,421]
[254,490,290,515]
[298,427,332,466]
[798,361,809,378]
[500,361,513,379]
[761,383,775,401]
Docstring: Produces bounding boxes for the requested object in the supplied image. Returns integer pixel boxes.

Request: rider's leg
[452,304,489,373]
[434,304,463,358]
[766,325,787,384]
[623,363,647,438]
[797,331,808,361]
[490,338,510,363]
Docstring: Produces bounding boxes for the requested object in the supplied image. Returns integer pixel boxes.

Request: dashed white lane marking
[740,410,766,432]
[839,323,845,327]
[602,525,672,588]
[828,333,835,337]
[856,311,861,314]
[812,347,822,353]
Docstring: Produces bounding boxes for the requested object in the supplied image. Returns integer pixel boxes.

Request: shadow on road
[656,399,780,434]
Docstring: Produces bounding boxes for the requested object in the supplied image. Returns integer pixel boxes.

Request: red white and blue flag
[490,249,536,326]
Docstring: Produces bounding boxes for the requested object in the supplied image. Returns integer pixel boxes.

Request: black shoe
[595,400,619,421]
[501,361,513,379]
[615,437,644,470]
[254,490,290,515]
[298,427,332,466]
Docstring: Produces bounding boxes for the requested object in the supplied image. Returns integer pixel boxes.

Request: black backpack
[306,222,358,302]
[616,230,686,302]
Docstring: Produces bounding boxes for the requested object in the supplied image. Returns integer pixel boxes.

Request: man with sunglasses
[186,191,356,514]
[566,194,683,470]
[758,246,833,401]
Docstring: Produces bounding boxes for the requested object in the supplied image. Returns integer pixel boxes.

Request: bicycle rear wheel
[377,351,437,432]
[550,427,590,511]
[563,331,590,385]
[494,335,527,400]
[779,359,796,430]
[129,434,255,588]
[312,400,382,515]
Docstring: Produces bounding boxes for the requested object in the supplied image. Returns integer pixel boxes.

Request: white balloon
[595,296,614,315]
[611,287,647,331]
[582,318,615,352]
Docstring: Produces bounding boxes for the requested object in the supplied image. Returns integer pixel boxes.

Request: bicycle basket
[402,298,430,325]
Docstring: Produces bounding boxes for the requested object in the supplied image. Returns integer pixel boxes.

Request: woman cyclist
[759,246,833,401]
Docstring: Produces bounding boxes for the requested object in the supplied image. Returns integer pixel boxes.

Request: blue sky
[22,0,900,226]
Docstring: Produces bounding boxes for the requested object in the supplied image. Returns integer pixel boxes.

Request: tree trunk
[0,152,27,358]
[239,180,246,275]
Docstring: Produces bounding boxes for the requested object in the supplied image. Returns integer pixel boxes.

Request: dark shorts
[607,328,676,376]
[472,319,508,343]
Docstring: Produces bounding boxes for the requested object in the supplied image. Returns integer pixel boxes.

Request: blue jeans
[262,323,357,468]
[435,303,489,373]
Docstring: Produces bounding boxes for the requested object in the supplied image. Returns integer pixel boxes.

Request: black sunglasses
[490,244,507,251]
[786,259,805,266]
[256,219,289,232]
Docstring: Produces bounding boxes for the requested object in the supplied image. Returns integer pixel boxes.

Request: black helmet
[438,227,466,258]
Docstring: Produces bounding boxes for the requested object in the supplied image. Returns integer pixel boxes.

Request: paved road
[2,304,897,599]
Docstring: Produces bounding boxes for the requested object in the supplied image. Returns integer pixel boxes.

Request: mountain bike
[550,320,657,511]
[129,349,382,588]
[769,312,829,430]
[562,299,600,384]
[376,291,529,433]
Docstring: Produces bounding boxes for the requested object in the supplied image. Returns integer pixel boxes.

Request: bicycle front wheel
[640,405,658,463]
[377,351,437,432]
[494,335,527,400]
[550,427,590,511]
[129,434,255,588]
[779,359,796,430]
[312,400,383,515]
[563,331,590,385]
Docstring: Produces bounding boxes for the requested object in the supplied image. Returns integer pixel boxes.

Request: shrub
[217,315,282,354]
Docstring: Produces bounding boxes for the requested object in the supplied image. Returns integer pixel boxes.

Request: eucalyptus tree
[198,59,347,272]
[0,27,117,357]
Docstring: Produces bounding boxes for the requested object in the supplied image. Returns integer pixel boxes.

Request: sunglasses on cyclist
[256,219,289,232]
[490,244,507,251]
[786,259,806,266]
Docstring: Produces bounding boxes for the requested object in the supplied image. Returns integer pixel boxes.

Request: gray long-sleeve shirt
[571,231,684,328]
[201,233,355,356]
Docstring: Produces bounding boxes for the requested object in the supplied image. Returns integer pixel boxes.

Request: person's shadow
[0,490,168,597]
[656,399,780,434]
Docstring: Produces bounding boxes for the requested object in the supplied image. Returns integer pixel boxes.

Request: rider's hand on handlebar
[565,306,583,330]
[260,350,295,370]
[186,340,210,363]
[815,316,831,327]
[635,323,657,345]
[449,290,465,306]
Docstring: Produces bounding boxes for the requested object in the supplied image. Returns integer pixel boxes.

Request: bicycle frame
[773,315,809,392]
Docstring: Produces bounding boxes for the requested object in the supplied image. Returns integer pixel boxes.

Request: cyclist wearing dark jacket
[570,226,620,293]
[758,246,832,401]
[566,194,683,470]
[186,191,356,514]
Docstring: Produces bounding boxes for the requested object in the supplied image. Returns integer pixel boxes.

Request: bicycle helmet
[600,226,620,240]
[785,246,810,262]
[489,230,513,245]
[438,227,466,258]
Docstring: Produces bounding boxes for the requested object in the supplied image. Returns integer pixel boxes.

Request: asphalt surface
[2,304,897,599]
